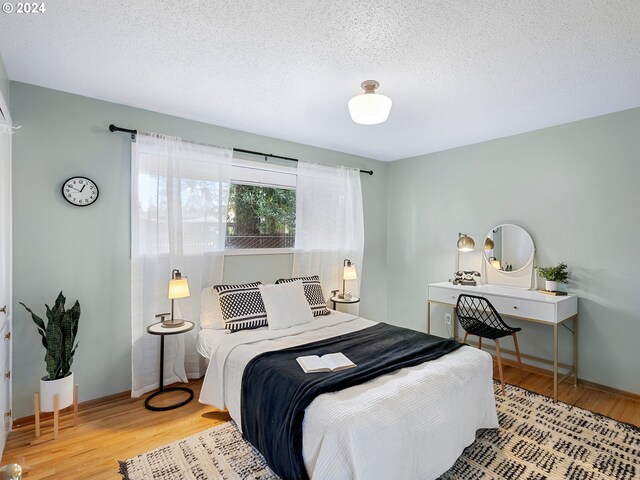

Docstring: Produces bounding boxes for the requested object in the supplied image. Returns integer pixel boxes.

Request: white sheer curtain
[131,133,232,397]
[293,161,364,313]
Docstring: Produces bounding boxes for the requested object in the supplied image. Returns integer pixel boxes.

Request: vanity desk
[427,281,578,401]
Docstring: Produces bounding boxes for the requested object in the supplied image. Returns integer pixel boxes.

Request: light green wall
[11,77,639,417]
[0,52,8,111]
[386,107,640,395]
[10,82,388,418]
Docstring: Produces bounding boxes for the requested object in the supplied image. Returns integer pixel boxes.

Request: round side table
[145,320,195,411]
[330,296,360,310]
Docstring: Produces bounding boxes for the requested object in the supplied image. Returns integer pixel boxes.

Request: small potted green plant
[536,262,569,292]
[20,292,80,414]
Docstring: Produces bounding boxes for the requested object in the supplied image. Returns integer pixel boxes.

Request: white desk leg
[553,322,558,402]
[426,301,431,334]
[573,315,579,387]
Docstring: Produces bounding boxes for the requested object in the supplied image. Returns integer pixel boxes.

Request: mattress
[197,313,498,479]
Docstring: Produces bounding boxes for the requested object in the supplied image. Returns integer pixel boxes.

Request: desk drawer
[485,294,554,322]
[429,286,462,305]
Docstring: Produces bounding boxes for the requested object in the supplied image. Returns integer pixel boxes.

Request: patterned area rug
[441,383,639,479]
[119,383,639,480]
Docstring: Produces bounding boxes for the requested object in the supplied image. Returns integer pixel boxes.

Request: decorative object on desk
[456,233,476,272]
[539,289,568,296]
[62,176,99,207]
[483,224,535,273]
[348,80,392,125]
[536,262,569,292]
[456,233,475,252]
[483,224,536,289]
[343,291,353,300]
[488,256,501,270]
[165,269,190,327]
[339,259,357,298]
[19,292,80,438]
[452,270,480,286]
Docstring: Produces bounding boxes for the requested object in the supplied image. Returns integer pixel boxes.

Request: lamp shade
[343,264,357,280]
[168,278,190,299]
[483,237,495,250]
[491,259,501,270]
[457,234,475,252]
[348,80,392,125]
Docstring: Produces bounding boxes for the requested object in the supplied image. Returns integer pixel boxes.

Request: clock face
[62,176,99,207]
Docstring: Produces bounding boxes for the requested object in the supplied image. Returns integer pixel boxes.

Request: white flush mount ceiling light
[348,80,392,125]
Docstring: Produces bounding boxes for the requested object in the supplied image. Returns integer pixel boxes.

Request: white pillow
[200,287,225,329]
[259,281,314,330]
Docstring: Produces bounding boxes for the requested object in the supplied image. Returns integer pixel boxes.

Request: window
[225,160,296,250]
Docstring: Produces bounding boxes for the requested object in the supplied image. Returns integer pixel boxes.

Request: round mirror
[483,224,534,273]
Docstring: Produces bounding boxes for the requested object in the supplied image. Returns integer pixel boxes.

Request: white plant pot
[40,372,74,412]
[545,281,559,292]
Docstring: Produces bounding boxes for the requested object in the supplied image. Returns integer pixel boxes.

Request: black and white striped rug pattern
[119,383,639,480]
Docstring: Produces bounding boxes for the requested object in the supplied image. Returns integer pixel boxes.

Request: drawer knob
[513,306,518,310]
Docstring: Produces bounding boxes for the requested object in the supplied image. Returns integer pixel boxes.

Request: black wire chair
[455,294,523,396]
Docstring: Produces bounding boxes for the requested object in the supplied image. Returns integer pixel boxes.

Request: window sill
[224,248,294,256]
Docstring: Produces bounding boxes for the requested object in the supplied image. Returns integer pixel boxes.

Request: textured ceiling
[1,1,639,161]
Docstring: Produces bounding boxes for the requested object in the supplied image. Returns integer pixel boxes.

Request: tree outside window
[226,184,295,249]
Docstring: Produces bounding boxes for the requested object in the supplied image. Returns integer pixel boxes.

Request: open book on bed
[296,352,356,373]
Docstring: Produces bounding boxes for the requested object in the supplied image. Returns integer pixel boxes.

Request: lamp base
[162,318,185,328]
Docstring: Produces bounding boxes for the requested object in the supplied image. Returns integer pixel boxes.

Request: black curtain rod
[108,124,373,175]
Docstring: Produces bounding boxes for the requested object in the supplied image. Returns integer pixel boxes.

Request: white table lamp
[341,259,357,298]
[166,269,190,327]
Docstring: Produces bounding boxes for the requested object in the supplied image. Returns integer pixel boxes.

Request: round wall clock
[62,176,99,207]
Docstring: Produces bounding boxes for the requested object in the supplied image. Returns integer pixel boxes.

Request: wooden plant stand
[34,384,78,439]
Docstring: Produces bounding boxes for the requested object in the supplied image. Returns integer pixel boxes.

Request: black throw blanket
[241,322,463,480]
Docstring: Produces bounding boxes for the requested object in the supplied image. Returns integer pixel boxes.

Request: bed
[197,310,498,480]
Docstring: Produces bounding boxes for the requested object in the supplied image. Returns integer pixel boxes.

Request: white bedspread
[198,313,498,480]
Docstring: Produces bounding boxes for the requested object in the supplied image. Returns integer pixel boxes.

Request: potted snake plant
[20,292,80,413]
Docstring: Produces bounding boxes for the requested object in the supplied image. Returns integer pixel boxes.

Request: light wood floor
[2,381,231,479]
[2,365,639,479]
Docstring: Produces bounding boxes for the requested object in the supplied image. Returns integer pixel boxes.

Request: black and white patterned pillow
[275,275,330,316]
[213,282,268,332]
